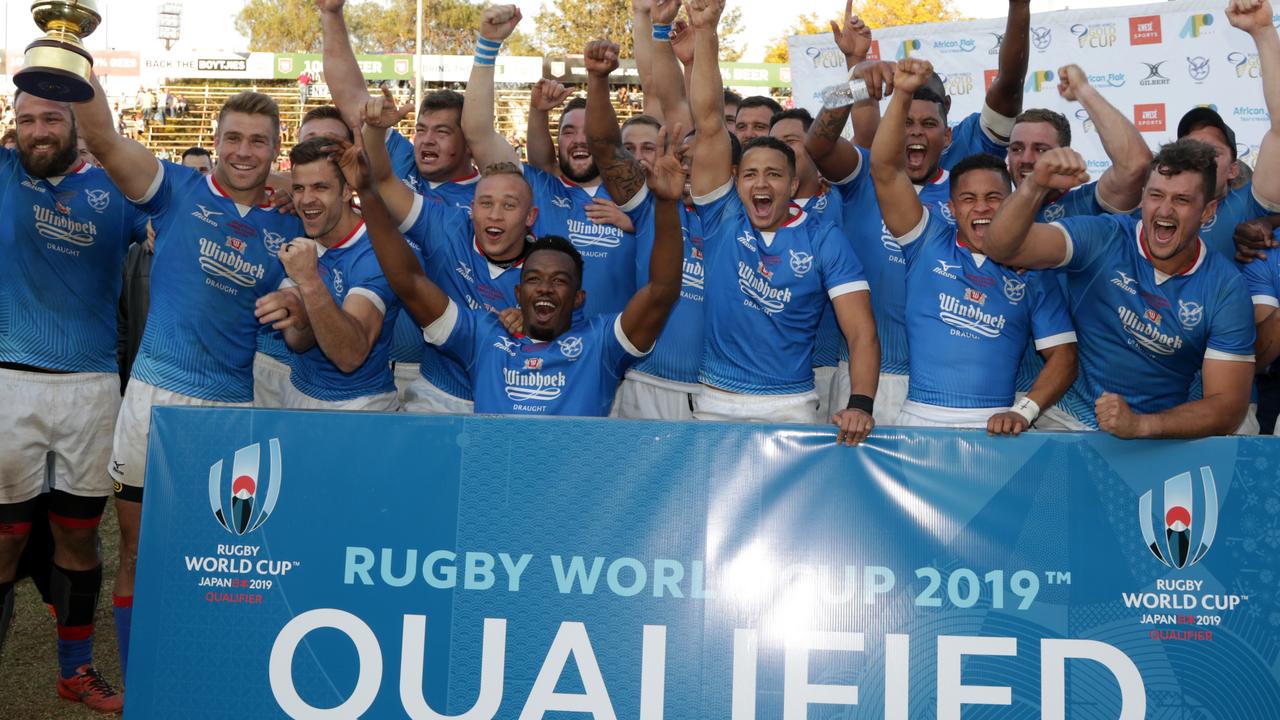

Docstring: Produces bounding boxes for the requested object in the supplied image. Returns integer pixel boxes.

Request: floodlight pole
[414,0,422,118]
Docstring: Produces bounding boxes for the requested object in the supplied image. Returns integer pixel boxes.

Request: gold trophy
[14,0,102,102]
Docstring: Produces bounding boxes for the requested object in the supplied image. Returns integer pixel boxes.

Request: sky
[0,0,1159,62]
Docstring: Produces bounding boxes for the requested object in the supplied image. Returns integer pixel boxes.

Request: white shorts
[693,385,820,424]
[828,366,909,427]
[392,362,420,408]
[0,368,120,502]
[253,352,293,408]
[895,400,1003,429]
[813,365,838,422]
[109,380,252,491]
[401,376,475,415]
[281,387,399,412]
[1237,403,1260,436]
[614,372,698,420]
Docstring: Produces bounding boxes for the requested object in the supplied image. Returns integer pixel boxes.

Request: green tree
[759,0,961,63]
[535,0,743,60]
[236,0,323,53]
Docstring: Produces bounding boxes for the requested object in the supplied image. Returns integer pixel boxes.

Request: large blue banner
[128,408,1280,718]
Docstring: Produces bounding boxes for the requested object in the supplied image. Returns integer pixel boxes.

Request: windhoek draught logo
[1139,466,1219,569]
[208,439,283,535]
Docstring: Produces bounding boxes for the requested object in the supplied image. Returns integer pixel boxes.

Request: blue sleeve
[1059,182,1107,217]
[522,163,566,205]
[130,210,150,245]
[386,129,417,186]
[691,181,742,241]
[1028,271,1076,346]
[1241,245,1280,306]
[831,145,872,200]
[899,207,952,265]
[599,314,640,379]
[1054,214,1124,274]
[1207,276,1259,358]
[435,306,483,369]
[138,160,191,218]
[623,193,657,286]
[941,112,1007,170]
[402,193,470,262]
[350,248,400,313]
[816,222,868,295]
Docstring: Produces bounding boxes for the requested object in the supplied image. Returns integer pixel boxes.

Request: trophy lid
[30,1,102,35]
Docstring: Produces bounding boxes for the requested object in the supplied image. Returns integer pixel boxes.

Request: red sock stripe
[56,623,94,641]
[112,595,133,608]
[0,521,32,535]
[48,512,102,529]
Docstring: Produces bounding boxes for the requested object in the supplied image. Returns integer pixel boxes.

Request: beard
[17,128,78,179]
[558,155,600,184]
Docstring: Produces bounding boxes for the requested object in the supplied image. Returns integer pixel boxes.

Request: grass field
[1,502,123,719]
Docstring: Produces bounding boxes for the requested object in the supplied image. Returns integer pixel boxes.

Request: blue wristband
[475,35,501,66]
[652,23,672,41]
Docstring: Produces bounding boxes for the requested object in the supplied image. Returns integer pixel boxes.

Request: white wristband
[1010,397,1040,425]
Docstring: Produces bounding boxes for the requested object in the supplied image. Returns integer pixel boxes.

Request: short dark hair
[911,88,948,124]
[770,107,814,132]
[1014,108,1071,147]
[559,96,588,127]
[218,91,281,142]
[741,135,796,173]
[181,146,211,161]
[419,89,464,117]
[525,235,584,288]
[288,136,341,181]
[724,89,743,108]
[736,95,784,119]
[1151,139,1218,200]
[622,114,662,133]
[300,105,353,141]
[950,153,1012,195]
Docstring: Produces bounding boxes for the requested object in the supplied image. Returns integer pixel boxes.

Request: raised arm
[984,0,1030,135]
[72,74,159,201]
[584,40,648,204]
[630,0,662,120]
[334,141,450,327]
[870,59,931,237]
[1057,65,1150,211]
[686,0,731,196]
[526,79,571,174]
[986,148,1090,268]
[359,87,416,224]
[318,0,370,142]
[620,125,686,350]
[460,5,522,169]
[804,9,892,179]
[1228,0,1280,206]
[646,0,692,130]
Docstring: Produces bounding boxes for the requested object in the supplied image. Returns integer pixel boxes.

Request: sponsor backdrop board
[789,0,1270,172]
[128,408,1279,718]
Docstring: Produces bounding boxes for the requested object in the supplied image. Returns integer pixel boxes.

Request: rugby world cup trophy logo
[1138,466,1219,569]
[208,439,283,535]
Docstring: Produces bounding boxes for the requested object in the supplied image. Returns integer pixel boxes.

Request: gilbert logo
[208,439,282,536]
[1128,16,1161,45]
[1139,467,1219,569]
[1133,103,1166,132]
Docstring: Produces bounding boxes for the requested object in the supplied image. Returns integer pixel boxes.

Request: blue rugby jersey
[288,223,400,401]
[832,145,950,374]
[1242,230,1280,310]
[694,181,869,395]
[0,154,147,371]
[618,187,706,386]
[1052,214,1255,426]
[401,193,522,401]
[900,208,1075,408]
[798,188,847,369]
[131,162,304,401]
[524,164,636,316]
[427,303,644,416]
[939,109,1010,171]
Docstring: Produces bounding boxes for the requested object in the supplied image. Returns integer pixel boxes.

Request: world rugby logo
[1139,466,1218,569]
[208,439,283,536]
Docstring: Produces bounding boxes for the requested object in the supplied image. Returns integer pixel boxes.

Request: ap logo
[1139,466,1219,568]
[208,439,282,536]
